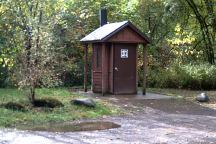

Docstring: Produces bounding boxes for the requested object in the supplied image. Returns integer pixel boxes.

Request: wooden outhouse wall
[92,43,114,93]
[82,21,149,95]
[91,25,145,94]
[92,43,102,92]
[108,26,145,43]
[108,44,114,93]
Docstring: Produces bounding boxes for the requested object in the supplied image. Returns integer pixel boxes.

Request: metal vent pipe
[99,8,107,26]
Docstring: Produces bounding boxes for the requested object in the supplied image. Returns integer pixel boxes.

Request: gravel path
[1,93,216,144]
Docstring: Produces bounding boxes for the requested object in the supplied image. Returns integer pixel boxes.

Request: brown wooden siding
[92,43,102,92]
[108,44,114,93]
[92,71,102,92]
[101,43,109,94]
[92,43,113,93]
[108,26,146,43]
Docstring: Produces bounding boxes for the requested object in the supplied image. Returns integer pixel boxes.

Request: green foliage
[147,63,216,90]
[181,64,216,89]
[0,0,215,89]
[61,60,91,86]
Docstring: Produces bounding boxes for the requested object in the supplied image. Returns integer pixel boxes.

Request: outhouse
[81,9,150,95]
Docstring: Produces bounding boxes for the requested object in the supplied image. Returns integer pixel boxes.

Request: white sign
[121,49,128,58]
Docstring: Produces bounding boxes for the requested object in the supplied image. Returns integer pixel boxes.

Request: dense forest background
[0,0,215,90]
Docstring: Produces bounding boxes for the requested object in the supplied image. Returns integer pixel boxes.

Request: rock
[196,93,209,102]
[71,98,96,108]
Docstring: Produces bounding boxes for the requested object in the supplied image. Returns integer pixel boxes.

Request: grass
[147,88,216,109]
[0,88,121,128]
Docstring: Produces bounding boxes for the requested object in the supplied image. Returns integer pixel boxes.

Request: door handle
[114,67,118,71]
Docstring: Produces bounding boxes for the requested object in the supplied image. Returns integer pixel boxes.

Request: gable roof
[80,21,150,43]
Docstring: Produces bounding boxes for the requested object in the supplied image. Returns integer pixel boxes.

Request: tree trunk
[30,86,35,104]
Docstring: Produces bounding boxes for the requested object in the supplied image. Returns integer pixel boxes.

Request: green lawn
[0,88,121,128]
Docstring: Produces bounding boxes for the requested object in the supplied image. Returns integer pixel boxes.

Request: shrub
[146,63,216,90]
[3,102,26,111]
[33,98,64,108]
[181,63,216,89]
[61,60,91,87]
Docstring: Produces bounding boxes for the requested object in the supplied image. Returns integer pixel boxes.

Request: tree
[185,0,215,64]
[1,0,64,103]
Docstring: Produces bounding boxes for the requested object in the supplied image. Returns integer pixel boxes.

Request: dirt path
[1,93,216,144]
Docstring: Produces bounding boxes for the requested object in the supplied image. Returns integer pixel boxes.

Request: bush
[60,60,91,87]
[181,63,216,89]
[3,102,26,111]
[33,98,64,108]
[147,63,216,90]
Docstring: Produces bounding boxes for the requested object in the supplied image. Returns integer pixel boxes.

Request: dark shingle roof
[80,21,150,43]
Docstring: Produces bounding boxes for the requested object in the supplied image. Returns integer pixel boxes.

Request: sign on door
[121,49,128,58]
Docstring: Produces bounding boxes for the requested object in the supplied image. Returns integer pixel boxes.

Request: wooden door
[114,43,137,94]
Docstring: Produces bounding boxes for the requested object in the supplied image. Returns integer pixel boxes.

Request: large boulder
[196,93,209,102]
[71,98,96,108]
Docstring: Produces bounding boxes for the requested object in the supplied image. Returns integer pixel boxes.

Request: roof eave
[80,40,103,43]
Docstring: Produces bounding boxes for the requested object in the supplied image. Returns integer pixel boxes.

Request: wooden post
[84,44,88,92]
[143,44,147,95]
[102,43,108,95]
